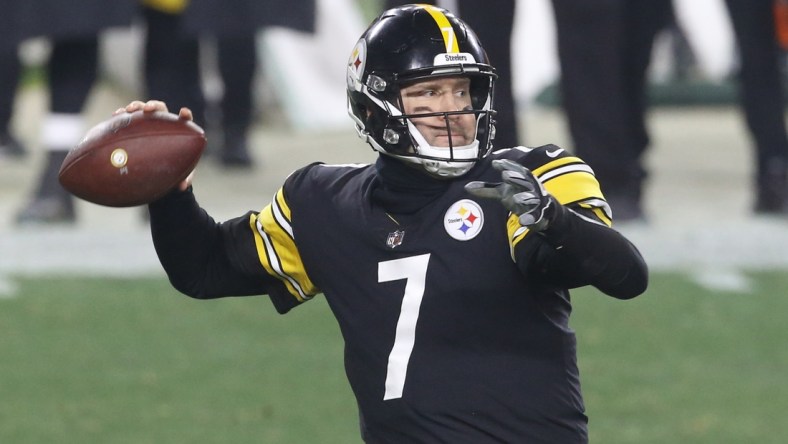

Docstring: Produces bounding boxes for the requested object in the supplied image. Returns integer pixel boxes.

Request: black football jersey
[239,145,608,443]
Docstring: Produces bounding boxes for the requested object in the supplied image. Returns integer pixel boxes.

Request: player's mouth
[433,133,468,147]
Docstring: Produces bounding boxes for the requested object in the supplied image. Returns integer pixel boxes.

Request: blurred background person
[551,0,788,220]
[8,1,137,224]
[550,0,675,222]
[142,0,316,168]
[723,0,788,214]
[0,3,26,158]
[0,46,25,158]
[15,37,101,224]
[384,0,521,149]
[141,1,206,147]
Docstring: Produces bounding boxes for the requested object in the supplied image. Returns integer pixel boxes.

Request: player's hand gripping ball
[58,110,206,207]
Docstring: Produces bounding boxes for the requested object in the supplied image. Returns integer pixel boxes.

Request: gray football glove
[465,159,554,232]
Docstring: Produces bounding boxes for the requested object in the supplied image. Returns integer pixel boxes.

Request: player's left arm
[522,202,648,299]
[466,148,648,299]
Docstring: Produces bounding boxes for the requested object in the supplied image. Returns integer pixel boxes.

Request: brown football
[58,110,206,207]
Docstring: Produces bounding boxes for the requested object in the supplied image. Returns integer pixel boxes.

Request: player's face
[400,76,476,147]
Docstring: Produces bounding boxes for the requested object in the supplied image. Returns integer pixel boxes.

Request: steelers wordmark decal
[110,148,128,168]
[444,199,484,241]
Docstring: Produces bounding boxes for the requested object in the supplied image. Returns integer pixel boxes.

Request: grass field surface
[2,272,787,443]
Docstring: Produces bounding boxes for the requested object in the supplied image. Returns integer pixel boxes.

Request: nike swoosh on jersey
[545,148,564,158]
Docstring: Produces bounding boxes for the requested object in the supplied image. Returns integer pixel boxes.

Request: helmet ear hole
[379,115,410,154]
[383,128,400,145]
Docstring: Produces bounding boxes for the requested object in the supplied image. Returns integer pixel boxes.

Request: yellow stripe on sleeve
[543,169,604,205]
[531,156,583,177]
[274,186,292,221]
[507,214,529,258]
[588,206,613,227]
[533,156,605,206]
[249,189,318,301]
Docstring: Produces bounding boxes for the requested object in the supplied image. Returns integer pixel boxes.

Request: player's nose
[436,94,462,113]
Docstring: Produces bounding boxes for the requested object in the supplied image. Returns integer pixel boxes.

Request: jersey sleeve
[249,187,319,303]
[148,187,306,313]
[246,165,322,310]
[531,149,611,225]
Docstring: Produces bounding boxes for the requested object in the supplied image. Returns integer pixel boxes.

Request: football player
[124,4,648,442]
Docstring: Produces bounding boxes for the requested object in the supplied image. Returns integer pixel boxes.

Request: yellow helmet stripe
[419,5,460,53]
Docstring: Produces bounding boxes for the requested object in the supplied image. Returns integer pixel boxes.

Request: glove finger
[518,213,539,227]
[464,181,504,200]
[501,170,537,191]
[494,159,540,189]
[492,159,530,176]
[503,193,540,216]
[519,208,550,232]
[512,192,541,208]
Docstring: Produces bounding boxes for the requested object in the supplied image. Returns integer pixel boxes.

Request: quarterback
[123,4,648,443]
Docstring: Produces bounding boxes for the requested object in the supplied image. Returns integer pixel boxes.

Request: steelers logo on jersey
[444,199,484,241]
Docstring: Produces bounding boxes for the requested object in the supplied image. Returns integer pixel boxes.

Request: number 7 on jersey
[378,253,431,400]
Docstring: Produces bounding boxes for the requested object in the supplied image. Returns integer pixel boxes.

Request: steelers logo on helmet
[444,199,484,241]
[346,39,367,92]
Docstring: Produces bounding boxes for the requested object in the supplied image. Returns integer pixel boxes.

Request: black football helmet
[346,4,497,178]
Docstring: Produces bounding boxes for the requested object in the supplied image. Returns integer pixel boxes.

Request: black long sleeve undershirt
[518,198,649,300]
[148,187,276,299]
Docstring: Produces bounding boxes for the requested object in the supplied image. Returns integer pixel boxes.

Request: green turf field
[1,272,787,443]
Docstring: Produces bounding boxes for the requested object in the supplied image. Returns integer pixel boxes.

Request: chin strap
[405,120,480,178]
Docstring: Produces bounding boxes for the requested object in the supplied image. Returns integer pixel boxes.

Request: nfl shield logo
[386,230,405,248]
